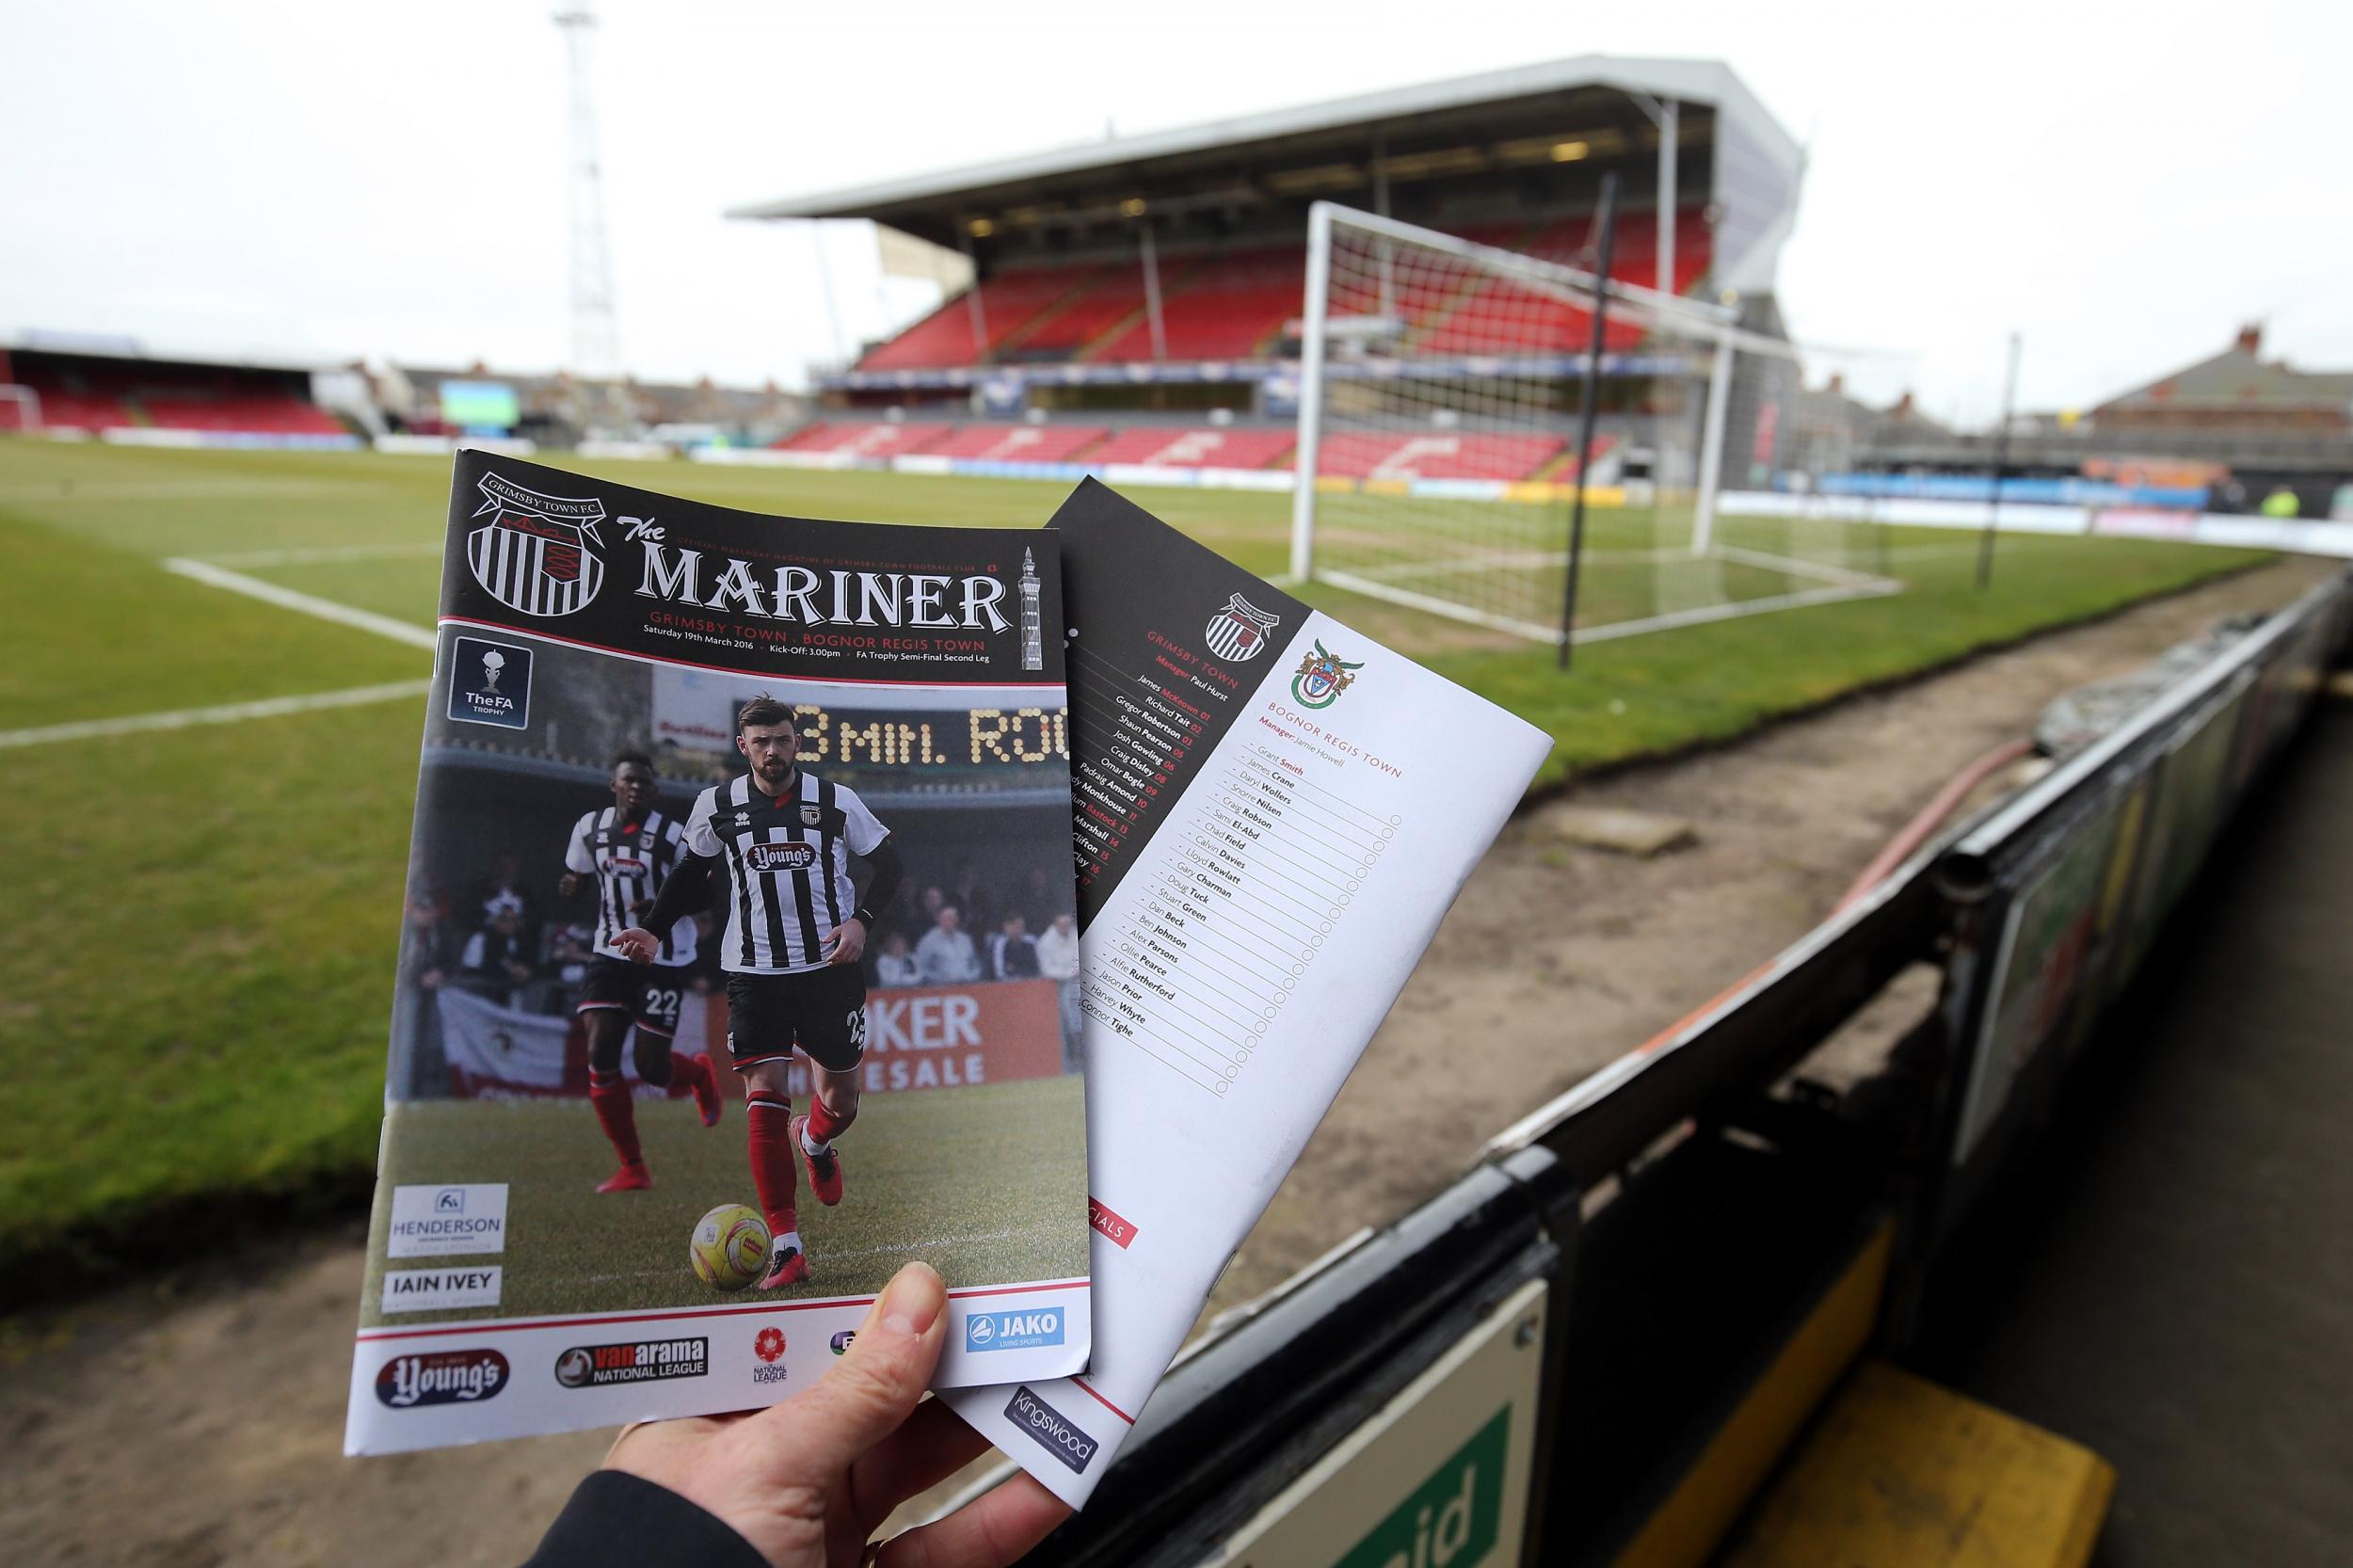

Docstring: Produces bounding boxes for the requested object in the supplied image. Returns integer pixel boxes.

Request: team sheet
[942,481,1551,1504]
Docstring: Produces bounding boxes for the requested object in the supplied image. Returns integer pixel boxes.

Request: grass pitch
[360,1077,1088,1325]
[0,438,2272,1296]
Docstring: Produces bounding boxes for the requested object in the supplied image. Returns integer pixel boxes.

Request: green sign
[1333,1407,1509,1568]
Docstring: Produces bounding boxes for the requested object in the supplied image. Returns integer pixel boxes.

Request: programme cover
[941,480,1550,1505]
[346,453,1089,1455]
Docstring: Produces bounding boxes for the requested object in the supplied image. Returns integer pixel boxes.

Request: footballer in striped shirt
[620,696,904,1289]
[560,751,724,1192]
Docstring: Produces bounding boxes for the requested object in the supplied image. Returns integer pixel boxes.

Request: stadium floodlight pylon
[1290,200,1901,649]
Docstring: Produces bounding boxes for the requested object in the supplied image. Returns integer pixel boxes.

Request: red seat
[1086,426,1296,469]
[1315,432,1565,481]
[919,424,1108,462]
[1095,248,1305,362]
[857,269,1108,371]
[768,421,951,457]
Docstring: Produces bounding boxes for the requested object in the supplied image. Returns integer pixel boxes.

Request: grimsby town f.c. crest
[467,472,609,617]
[1204,592,1281,663]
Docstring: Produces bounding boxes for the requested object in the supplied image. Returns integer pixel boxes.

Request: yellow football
[689,1203,771,1291]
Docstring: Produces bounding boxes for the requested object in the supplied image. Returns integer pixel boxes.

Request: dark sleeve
[855,837,904,926]
[638,854,717,941]
[520,1470,768,1568]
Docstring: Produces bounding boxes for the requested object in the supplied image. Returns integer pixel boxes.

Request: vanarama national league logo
[1291,640,1365,709]
[467,472,609,616]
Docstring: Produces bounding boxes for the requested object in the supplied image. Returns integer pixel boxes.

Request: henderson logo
[1003,1385,1097,1475]
[553,1337,710,1390]
[375,1349,509,1409]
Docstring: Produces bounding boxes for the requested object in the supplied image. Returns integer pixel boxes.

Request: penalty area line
[162,556,439,650]
[0,680,434,751]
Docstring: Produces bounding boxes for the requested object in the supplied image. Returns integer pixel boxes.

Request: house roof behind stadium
[730,55,1802,288]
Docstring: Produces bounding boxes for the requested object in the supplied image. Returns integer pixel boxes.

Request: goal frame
[1289,202,1875,646]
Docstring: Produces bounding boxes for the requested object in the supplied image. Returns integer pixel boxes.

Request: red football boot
[756,1242,810,1289]
[596,1162,652,1193]
[790,1115,845,1207]
[689,1052,723,1128]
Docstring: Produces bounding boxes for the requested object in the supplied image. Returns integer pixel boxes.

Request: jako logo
[1003,1385,1096,1474]
[1332,1407,1509,1568]
[375,1349,509,1409]
[965,1307,1065,1352]
[745,842,819,873]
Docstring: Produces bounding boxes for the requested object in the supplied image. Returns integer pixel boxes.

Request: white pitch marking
[0,680,433,751]
[199,541,443,568]
[163,556,439,649]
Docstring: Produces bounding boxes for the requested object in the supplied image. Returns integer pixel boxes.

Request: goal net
[1289,202,1900,648]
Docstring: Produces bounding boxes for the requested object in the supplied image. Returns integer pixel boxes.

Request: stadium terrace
[633,542,1014,632]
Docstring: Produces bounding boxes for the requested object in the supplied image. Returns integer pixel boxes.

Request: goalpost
[0,384,40,435]
[1289,201,1898,648]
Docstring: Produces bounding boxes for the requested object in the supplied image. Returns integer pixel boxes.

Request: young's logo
[1003,1385,1097,1474]
[375,1349,509,1408]
[553,1337,709,1389]
[746,842,820,873]
[447,637,533,730]
[753,1325,789,1386]
[964,1307,1065,1352]
[1291,639,1366,710]
[1205,593,1282,663]
[466,471,608,616]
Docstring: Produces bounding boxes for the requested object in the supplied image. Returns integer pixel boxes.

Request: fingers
[848,1399,993,1526]
[739,1262,947,1478]
[873,1473,1071,1568]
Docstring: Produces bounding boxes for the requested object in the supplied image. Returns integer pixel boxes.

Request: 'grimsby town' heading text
[636,543,1012,632]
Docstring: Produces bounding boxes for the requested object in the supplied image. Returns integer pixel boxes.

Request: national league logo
[1204,593,1281,663]
[466,472,609,617]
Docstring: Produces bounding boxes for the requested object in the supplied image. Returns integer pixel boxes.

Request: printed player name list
[1085,743,1398,1096]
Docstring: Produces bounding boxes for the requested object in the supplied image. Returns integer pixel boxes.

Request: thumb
[744,1262,948,1474]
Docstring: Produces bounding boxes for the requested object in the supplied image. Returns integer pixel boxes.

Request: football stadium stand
[6,344,345,439]
[758,417,1609,482]
[1092,247,1306,363]
[917,423,1108,462]
[1084,426,1297,470]
[1315,431,1570,481]
[771,420,952,460]
[733,56,1801,428]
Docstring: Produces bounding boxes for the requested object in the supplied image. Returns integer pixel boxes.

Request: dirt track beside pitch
[0,554,2331,1568]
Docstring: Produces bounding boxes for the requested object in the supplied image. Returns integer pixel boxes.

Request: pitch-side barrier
[688,446,2353,559]
[1000,565,2353,1566]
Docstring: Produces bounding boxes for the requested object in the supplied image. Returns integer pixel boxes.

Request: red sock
[746,1095,798,1239]
[588,1069,643,1168]
[805,1095,852,1145]
[661,1049,700,1093]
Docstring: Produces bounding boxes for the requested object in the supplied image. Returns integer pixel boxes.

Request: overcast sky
[2,0,2344,426]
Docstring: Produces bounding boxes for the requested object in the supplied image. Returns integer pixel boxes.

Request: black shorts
[577,956,688,1039]
[725,964,868,1073]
